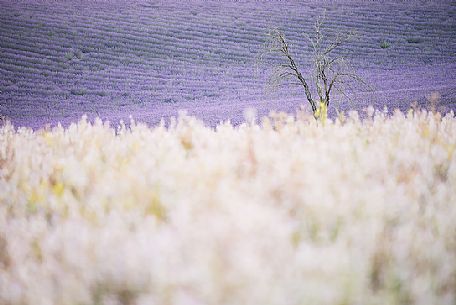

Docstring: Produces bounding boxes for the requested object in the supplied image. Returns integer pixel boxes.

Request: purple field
[0,0,455,128]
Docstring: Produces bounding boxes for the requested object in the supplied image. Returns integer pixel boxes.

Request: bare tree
[263,15,366,120]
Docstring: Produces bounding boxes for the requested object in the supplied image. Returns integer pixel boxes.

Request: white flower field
[0,109,455,305]
[1,0,456,304]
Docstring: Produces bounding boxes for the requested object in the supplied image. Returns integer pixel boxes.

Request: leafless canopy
[263,15,366,117]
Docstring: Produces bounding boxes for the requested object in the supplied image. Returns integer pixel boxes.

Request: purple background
[0,0,455,128]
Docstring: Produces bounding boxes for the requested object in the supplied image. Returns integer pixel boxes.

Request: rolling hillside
[0,0,455,127]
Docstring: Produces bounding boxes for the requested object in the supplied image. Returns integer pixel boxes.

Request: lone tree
[263,16,365,120]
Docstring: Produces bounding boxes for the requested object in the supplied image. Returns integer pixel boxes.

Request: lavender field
[0,0,455,127]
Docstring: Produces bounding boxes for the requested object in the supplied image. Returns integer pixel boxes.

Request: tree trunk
[313,100,328,124]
